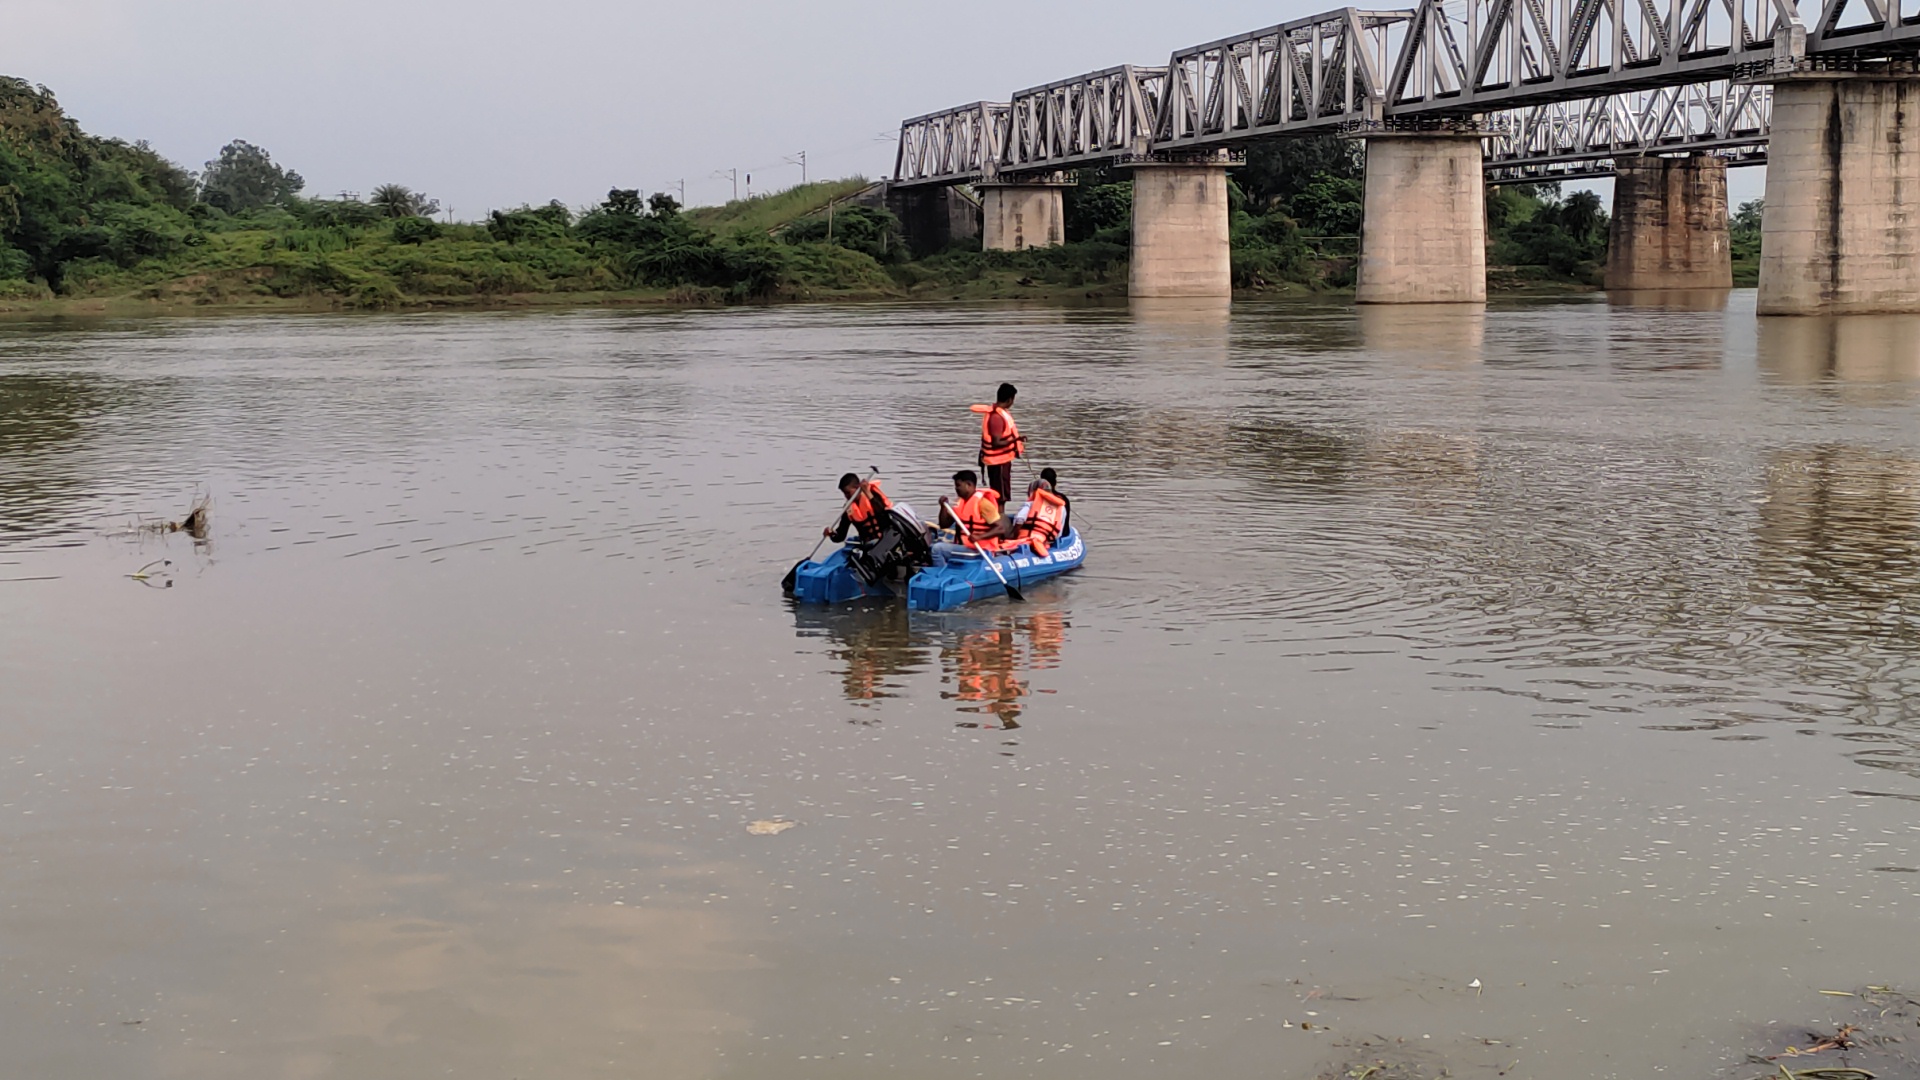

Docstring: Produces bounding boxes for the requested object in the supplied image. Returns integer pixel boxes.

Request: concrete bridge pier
[1759,65,1920,315]
[1125,156,1233,299]
[885,184,981,258]
[1355,130,1487,304]
[979,179,1069,251]
[1605,154,1732,291]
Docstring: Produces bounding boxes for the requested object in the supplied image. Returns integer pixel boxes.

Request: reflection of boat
[937,608,1070,728]
[791,601,932,708]
[791,603,1071,730]
[906,529,1086,611]
[791,529,1087,611]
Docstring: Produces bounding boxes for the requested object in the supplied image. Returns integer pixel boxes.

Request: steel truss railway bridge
[889,0,1920,312]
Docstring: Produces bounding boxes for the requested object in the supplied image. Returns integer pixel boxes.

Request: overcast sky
[4,0,1763,216]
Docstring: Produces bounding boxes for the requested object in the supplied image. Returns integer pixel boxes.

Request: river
[2,293,1917,1079]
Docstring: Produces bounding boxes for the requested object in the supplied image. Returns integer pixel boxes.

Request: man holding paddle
[933,470,1017,567]
[825,472,892,546]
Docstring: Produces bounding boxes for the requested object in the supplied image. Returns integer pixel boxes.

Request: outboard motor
[846,507,934,587]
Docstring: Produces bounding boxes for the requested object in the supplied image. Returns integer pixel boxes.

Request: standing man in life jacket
[825,472,891,546]
[974,383,1025,503]
[933,469,1017,566]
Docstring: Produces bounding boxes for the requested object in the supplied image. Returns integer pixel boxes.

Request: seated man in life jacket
[931,469,1018,567]
[1038,468,1071,534]
[1007,478,1071,557]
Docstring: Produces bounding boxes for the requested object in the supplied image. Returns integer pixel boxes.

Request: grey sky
[5,0,1763,216]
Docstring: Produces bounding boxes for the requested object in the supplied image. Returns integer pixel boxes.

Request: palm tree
[371,183,439,219]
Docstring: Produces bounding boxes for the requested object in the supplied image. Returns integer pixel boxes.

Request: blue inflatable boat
[788,544,899,604]
[788,529,1086,611]
[905,530,1085,611]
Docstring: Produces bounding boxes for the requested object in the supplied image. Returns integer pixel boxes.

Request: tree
[602,188,644,216]
[1237,135,1364,212]
[1730,198,1764,265]
[1489,185,1608,276]
[198,140,303,212]
[1064,179,1132,242]
[370,183,440,219]
[1288,174,1364,235]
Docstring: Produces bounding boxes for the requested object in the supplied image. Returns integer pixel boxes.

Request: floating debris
[172,494,210,536]
[127,560,173,588]
[746,819,796,836]
[1745,987,1920,1080]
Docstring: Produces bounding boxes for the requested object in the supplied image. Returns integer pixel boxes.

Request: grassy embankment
[1,182,908,315]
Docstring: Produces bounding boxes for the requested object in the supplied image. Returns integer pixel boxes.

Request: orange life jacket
[845,480,891,530]
[1016,488,1068,557]
[952,489,1004,552]
[974,404,1024,467]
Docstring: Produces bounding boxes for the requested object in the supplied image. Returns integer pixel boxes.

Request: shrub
[781,205,904,263]
[390,216,441,245]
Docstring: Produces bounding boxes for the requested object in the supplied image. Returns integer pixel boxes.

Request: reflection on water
[1754,445,1920,776]
[794,601,1070,732]
[1606,288,1731,310]
[1355,302,1486,361]
[0,372,115,543]
[1759,314,1920,388]
[940,609,1067,730]
[792,601,932,710]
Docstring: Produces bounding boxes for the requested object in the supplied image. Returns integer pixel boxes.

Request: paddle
[782,466,878,595]
[940,496,1024,603]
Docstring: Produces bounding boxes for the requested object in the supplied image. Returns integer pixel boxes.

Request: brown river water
[2,294,1918,1080]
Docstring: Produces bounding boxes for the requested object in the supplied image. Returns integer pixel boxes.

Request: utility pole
[673,179,685,204]
[786,151,808,185]
[712,168,738,201]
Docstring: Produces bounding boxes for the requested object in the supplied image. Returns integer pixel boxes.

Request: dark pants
[984,461,1013,504]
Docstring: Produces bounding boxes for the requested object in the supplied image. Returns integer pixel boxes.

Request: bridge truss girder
[894,102,1009,188]
[892,0,1918,187]
[1484,78,1771,176]
[1154,10,1411,148]
[1387,0,1920,114]
[1002,65,1168,175]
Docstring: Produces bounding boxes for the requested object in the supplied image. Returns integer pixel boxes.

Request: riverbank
[0,271,1615,318]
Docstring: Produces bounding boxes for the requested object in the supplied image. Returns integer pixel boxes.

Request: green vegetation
[1487,183,1609,285]
[0,77,1752,312]
[0,78,901,310]
[1731,198,1762,286]
[688,179,872,235]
